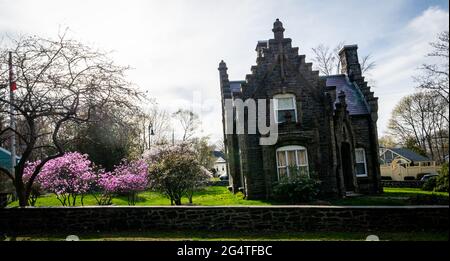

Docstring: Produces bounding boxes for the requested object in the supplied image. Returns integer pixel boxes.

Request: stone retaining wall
[1,206,447,234]
[382,180,424,188]
[207,180,229,186]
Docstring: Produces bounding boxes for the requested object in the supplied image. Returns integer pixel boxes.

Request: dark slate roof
[213,150,225,159]
[229,81,244,93]
[389,148,431,162]
[325,75,370,115]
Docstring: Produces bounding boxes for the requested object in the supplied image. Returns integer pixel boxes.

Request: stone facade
[1,206,447,233]
[218,19,382,199]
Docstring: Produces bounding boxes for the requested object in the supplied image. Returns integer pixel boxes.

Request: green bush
[435,163,449,192]
[422,177,437,191]
[272,175,321,203]
[421,163,449,193]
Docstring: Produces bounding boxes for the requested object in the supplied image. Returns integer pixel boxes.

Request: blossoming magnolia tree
[96,160,148,205]
[23,161,43,206]
[24,152,95,206]
[24,152,149,206]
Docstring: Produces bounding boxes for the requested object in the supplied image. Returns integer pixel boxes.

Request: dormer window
[274,94,297,123]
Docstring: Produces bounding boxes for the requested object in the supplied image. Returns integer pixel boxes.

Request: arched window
[274,94,297,123]
[276,145,309,180]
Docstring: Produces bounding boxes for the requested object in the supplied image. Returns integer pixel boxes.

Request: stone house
[218,19,382,199]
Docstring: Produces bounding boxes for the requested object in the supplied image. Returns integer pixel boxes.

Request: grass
[4,230,448,241]
[7,186,449,207]
[331,187,449,206]
[7,186,272,207]
[383,187,449,197]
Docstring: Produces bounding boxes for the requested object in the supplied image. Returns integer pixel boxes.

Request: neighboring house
[379,147,439,181]
[218,19,381,199]
[0,147,20,193]
[212,150,227,178]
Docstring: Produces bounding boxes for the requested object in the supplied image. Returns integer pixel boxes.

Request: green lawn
[7,186,272,207]
[331,187,449,206]
[7,186,449,207]
[4,230,448,241]
[383,187,449,197]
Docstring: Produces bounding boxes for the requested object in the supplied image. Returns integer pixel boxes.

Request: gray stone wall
[351,115,381,194]
[1,206,447,234]
[382,181,424,188]
[207,180,229,186]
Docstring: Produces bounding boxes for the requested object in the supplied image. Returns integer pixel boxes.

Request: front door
[341,142,354,191]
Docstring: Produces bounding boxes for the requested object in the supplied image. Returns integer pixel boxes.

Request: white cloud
[371,6,449,137]
[1,1,448,143]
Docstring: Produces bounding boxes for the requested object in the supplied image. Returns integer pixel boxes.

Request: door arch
[341,142,354,191]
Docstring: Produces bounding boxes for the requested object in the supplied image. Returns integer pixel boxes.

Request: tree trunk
[188,192,193,204]
[13,165,28,207]
[426,135,435,161]
[15,177,28,207]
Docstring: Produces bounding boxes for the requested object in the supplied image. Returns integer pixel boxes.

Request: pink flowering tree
[23,153,148,206]
[112,159,149,205]
[23,161,43,206]
[25,152,96,206]
[92,169,116,205]
[93,159,148,205]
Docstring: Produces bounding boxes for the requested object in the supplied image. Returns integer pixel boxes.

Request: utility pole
[8,51,17,176]
[172,129,175,145]
[148,122,154,150]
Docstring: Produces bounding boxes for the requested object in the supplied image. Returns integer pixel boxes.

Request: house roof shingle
[213,150,225,159]
[325,75,370,115]
[389,148,431,162]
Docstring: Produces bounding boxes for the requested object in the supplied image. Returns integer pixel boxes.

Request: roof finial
[272,18,285,40]
[218,60,227,71]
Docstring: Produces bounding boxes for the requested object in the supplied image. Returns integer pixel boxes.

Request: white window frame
[275,145,309,180]
[355,148,368,177]
[273,94,298,124]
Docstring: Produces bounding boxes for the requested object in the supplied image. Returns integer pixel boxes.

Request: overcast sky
[0,0,449,144]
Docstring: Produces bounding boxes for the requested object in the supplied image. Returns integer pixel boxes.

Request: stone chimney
[339,45,363,86]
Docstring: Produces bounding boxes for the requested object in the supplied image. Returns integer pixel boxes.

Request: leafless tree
[311,42,376,80]
[378,135,397,148]
[360,54,376,74]
[173,108,200,142]
[388,91,449,163]
[135,103,171,152]
[215,137,226,154]
[0,33,145,206]
[311,43,344,75]
[415,31,449,109]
